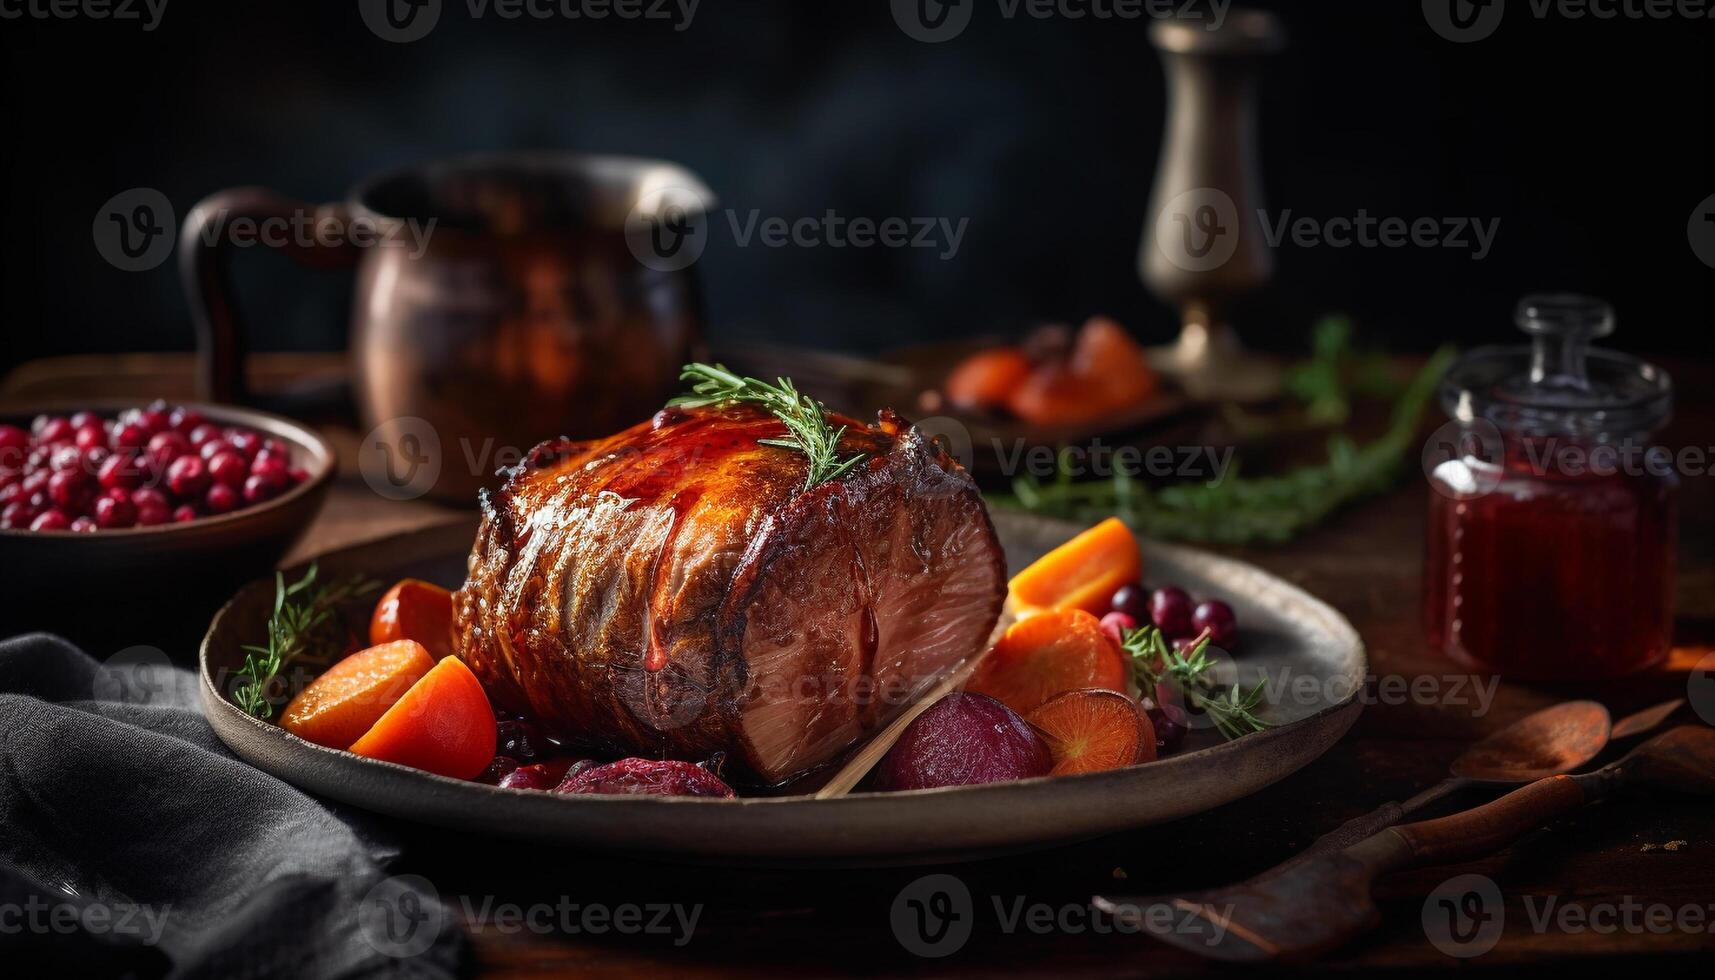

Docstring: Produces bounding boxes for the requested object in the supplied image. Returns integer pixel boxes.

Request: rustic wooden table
[5,354,1713,976]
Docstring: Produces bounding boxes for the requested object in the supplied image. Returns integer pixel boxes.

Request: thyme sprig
[234,563,380,719]
[1121,625,1269,740]
[672,363,866,490]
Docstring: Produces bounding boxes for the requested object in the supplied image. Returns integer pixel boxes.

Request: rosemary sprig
[234,563,380,719]
[996,345,1457,544]
[672,363,866,490]
[1121,625,1269,740]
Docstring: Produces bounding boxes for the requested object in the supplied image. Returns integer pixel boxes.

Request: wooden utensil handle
[1391,775,1587,866]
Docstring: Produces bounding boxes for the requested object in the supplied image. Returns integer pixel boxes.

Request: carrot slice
[966,609,1129,716]
[1026,688,1147,776]
[349,655,497,779]
[1071,316,1158,409]
[946,347,1033,411]
[1007,517,1142,616]
[370,579,456,660]
[281,640,435,751]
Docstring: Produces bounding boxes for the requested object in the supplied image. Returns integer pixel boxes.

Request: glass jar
[1422,294,1677,680]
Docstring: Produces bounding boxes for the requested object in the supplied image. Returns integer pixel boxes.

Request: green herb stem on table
[997,345,1457,544]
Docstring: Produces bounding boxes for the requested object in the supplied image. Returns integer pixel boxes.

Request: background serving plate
[201,510,1364,865]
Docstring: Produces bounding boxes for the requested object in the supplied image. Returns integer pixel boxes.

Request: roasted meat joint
[454,400,1007,785]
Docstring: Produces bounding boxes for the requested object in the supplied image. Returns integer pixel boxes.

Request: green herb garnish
[672,363,866,490]
[1122,625,1269,740]
[996,345,1457,544]
[234,563,380,719]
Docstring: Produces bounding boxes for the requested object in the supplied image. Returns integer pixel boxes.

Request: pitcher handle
[180,188,361,404]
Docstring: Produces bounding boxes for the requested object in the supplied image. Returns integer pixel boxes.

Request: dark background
[1,0,1710,376]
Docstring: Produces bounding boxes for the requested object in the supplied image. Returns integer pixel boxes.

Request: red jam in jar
[1422,295,1677,680]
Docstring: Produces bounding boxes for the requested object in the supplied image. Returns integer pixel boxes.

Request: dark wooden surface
[5,354,1713,977]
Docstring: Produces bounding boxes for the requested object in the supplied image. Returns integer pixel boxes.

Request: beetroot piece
[554,758,736,798]
[873,692,1054,792]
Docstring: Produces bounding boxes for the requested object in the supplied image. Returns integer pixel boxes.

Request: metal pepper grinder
[1141,10,1285,401]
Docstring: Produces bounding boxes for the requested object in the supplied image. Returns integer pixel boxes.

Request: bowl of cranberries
[0,400,334,638]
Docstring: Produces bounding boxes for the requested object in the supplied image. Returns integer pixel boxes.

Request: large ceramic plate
[201,511,1364,864]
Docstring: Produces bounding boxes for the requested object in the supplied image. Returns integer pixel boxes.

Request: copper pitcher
[182,153,712,502]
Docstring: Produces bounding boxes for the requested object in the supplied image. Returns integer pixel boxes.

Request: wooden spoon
[1094,725,1715,962]
[1292,699,1615,858]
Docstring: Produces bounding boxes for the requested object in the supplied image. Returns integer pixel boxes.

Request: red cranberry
[1,500,38,528]
[1098,611,1137,649]
[94,494,137,529]
[1191,600,1238,648]
[111,422,149,453]
[166,455,211,499]
[242,473,279,505]
[97,453,143,491]
[48,445,85,472]
[47,469,96,514]
[137,406,171,434]
[205,482,239,514]
[69,411,102,430]
[134,492,172,526]
[0,426,27,469]
[29,509,71,532]
[171,504,199,523]
[73,424,107,451]
[226,429,263,460]
[262,438,291,459]
[187,423,222,447]
[207,451,248,488]
[250,454,290,489]
[1144,698,1190,753]
[287,467,310,485]
[69,516,98,533]
[21,469,50,495]
[198,439,237,462]
[1150,586,1195,639]
[169,407,204,434]
[132,486,169,510]
[145,431,191,475]
[33,415,72,442]
[1110,583,1150,622]
[147,429,189,454]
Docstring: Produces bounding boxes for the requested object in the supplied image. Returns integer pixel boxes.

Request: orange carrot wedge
[946,347,1033,411]
[281,640,435,751]
[1025,688,1147,776]
[1007,516,1142,616]
[349,655,496,780]
[966,609,1129,716]
[370,579,456,660]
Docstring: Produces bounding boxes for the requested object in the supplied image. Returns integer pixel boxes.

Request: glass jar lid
[1441,294,1673,437]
